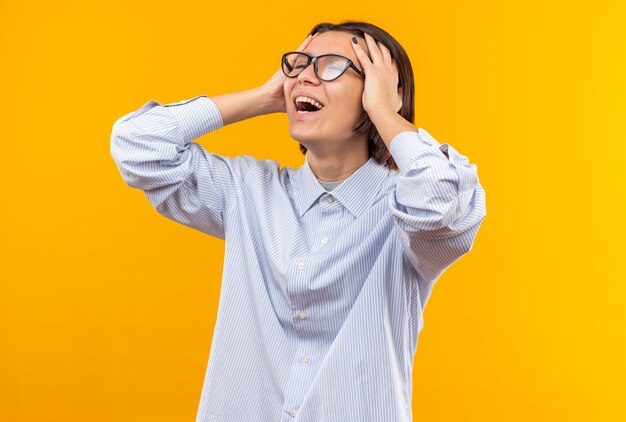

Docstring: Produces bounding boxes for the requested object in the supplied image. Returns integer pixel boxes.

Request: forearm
[369,106,450,159]
[367,106,418,149]
[209,87,277,126]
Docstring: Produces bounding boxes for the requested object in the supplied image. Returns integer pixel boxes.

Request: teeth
[295,96,323,110]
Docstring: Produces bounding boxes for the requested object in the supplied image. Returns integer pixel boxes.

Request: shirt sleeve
[110,95,258,239]
[387,128,487,297]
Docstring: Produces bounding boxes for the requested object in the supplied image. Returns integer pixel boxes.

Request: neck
[304,136,369,182]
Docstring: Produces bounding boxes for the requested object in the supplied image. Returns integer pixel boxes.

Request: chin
[288,127,324,145]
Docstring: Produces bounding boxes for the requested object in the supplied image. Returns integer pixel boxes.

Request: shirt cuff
[165,95,224,144]
[389,128,448,172]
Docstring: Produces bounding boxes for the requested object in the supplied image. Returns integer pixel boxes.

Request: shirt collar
[297,152,390,218]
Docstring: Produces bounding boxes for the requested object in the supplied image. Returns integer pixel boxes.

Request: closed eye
[327,65,344,71]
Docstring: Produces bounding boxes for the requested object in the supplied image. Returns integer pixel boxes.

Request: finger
[295,32,317,52]
[391,58,398,72]
[351,38,373,74]
[364,33,383,65]
[378,42,392,66]
[295,35,311,52]
[391,59,400,86]
[294,35,310,53]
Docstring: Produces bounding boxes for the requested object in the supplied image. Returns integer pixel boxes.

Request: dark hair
[297,20,415,171]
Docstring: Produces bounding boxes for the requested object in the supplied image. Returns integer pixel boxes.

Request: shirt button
[297,311,307,320]
[288,409,298,417]
[300,356,310,364]
[297,263,305,270]
[320,236,328,244]
[326,196,334,203]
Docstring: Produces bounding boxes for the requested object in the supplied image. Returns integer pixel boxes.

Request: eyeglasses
[281,52,365,82]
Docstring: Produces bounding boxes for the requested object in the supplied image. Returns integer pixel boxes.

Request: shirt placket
[281,193,342,420]
[281,253,320,421]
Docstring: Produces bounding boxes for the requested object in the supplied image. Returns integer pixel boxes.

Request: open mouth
[294,96,324,113]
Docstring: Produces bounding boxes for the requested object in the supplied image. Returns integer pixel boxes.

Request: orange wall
[1,1,625,420]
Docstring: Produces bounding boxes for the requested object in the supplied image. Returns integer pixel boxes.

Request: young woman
[111,20,486,422]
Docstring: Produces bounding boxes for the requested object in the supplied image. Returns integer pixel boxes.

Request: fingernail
[352,37,357,44]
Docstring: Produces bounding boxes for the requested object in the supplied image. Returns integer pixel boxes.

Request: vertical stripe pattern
[110,95,487,422]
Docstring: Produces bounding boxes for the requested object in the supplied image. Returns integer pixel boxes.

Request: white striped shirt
[110,95,486,422]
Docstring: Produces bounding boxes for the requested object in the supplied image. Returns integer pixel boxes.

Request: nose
[296,60,321,85]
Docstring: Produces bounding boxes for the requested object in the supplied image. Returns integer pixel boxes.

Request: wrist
[244,87,273,116]
[364,101,395,118]
[366,103,397,126]
[210,87,276,126]
[367,106,417,147]
[252,86,283,115]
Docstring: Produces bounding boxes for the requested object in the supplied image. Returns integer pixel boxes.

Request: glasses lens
[283,53,310,77]
[317,56,349,81]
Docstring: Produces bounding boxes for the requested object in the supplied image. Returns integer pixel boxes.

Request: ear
[395,85,403,113]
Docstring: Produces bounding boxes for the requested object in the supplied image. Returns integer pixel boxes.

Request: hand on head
[258,33,319,114]
[351,33,402,114]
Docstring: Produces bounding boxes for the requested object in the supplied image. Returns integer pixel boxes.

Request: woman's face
[284,31,370,149]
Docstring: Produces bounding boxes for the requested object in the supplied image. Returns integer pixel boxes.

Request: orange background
[1,0,625,420]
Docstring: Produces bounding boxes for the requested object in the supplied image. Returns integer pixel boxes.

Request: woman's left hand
[351,33,403,116]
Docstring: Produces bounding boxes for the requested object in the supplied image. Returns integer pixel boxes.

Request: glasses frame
[281,51,365,82]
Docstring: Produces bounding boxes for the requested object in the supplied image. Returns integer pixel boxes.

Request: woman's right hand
[210,33,317,126]
[258,33,317,114]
